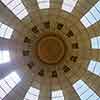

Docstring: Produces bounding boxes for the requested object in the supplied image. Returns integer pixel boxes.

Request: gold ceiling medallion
[36,34,67,65]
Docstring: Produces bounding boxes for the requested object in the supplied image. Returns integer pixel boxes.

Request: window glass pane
[52,90,63,97]
[62,0,78,13]
[91,38,97,48]
[37,0,49,9]
[90,7,100,21]
[73,80,84,90]
[0,51,3,64]
[62,3,72,13]
[1,0,12,5]
[94,62,100,76]
[4,76,16,89]
[38,3,49,9]
[80,17,91,28]
[1,0,28,20]
[10,72,21,84]
[86,12,96,25]
[77,85,88,96]
[0,22,13,39]
[89,93,99,100]
[0,80,11,94]
[7,0,21,10]
[3,50,10,63]
[12,3,25,15]
[88,60,100,76]
[0,88,6,99]
[5,27,13,39]
[17,9,28,20]
[0,72,21,99]
[80,89,93,100]
[0,24,7,37]
[91,36,100,49]
[52,90,64,100]
[25,93,38,100]
[73,80,100,100]
[80,1,100,28]
[24,87,40,100]
[97,36,100,48]
[95,1,100,12]
[88,60,96,72]
[0,50,10,64]
[28,87,40,96]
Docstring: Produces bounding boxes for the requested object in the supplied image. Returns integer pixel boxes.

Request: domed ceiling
[0,0,100,100]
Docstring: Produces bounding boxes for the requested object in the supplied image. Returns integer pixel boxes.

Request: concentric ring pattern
[0,0,100,100]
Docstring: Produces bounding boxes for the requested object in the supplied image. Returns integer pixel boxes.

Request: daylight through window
[37,0,50,9]
[81,1,100,28]
[88,60,100,76]
[0,22,13,39]
[52,90,64,100]
[62,0,78,13]
[0,50,10,64]
[73,80,100,100]
[24,87,40,100]
[0,72,21,99]
[1,0,28,20]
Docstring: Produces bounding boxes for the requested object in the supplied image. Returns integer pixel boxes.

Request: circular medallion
[36,35,66,64]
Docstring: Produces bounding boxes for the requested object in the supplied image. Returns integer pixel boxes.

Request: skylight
[91,36,100,49]
[1,0,28,20]
[0,72,21,99]
[0,50,10,64]
[81,1,100,28]
[88,60,100,76]
[37,0,50,9]
[24,87,40,100]
[73,80,100,100]
[62,0,78,13]
[52,90,64,100]
[0,22,13,39]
